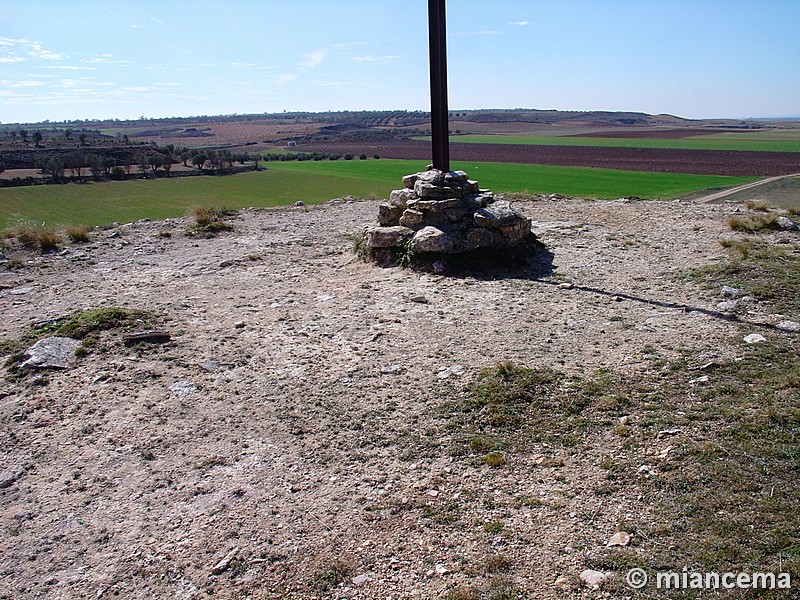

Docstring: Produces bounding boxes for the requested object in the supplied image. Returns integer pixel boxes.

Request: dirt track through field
[693,172,800,203]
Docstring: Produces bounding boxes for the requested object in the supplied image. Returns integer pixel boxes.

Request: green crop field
[0,159,756,229]
[417,133,800,153]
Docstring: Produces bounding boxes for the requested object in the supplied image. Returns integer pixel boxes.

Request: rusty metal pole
[428,0,450,173]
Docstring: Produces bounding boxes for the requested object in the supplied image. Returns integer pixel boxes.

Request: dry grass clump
[743,199,773,211]
[7,222,61,253]
[189,206,235,236]
[65,225,91,243]
[727,213,782,233]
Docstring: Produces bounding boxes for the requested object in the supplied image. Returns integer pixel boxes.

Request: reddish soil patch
[303,140,800,177]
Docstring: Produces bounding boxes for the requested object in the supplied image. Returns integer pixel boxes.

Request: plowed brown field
[570,128,736,139]
[305,140,800,176]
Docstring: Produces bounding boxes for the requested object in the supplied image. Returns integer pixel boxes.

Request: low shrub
[65,225,91,243]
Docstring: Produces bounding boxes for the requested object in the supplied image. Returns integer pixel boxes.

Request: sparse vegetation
[483,452,506,467]
[311,559,351,592]
[396,238,415,267]
[6,222,61,253]
[727,212,782,232]
[188,206,235,236]
[445,362,624,456]
[55,307,155,340]
[65,224,91,243]
[744,199,773,211]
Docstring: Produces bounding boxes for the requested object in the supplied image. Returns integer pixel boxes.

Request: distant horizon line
[2,108,799,128]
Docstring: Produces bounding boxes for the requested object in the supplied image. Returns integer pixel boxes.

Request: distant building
[287,141,297,147]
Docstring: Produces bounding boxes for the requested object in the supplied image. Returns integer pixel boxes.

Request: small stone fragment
[0,467,25,489]
[580,569,610,589]
[776,320,800,332]
[378,203,404,226]
[399,208,425,229]
[352,573,370,586]
[210,547,240,575]
[607,532,632,547]
[777,216,799,230]
[170,380,199,397]
[721,285,742,298]
[411,226,456,253]
[553,576,572,589]
[20,337,81,369]
[557,282,574,290]
[437,365,466,379]
[390,188,417,208]
[364,225,414,249]
[744,333,766,344]
[637,464,655,477]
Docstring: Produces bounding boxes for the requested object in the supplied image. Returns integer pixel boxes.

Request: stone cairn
[361,167,539,270]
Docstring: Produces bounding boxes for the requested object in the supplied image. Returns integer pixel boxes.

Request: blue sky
[1,0,799,124]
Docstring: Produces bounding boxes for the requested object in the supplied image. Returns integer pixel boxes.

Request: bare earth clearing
[0,196,792,598]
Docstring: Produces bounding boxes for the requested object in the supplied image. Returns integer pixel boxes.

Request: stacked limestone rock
[362,168,536,267]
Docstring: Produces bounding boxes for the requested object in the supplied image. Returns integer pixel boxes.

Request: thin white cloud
[229,62,256,68]
[353,55,400,62]
[38,65,96,71]
[0,79,46,88]
[453,30,505,37]
[301,49,327,69]
[80,54,132,66]
[275,73,298,86]
[1,38,65,63]
[0,37,28,46]
[58,78,115,88]
[510,21,532,26]
[28,43,64,60]
[332,41,367,49]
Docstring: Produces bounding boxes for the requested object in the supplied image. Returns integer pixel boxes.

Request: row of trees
[11,144,380,185]
[6,128,91,146]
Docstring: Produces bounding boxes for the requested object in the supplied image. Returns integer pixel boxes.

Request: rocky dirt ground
[0,194,795,599]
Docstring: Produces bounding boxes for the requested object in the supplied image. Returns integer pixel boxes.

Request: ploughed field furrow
[306,140,800,176]
[569,128,735,139]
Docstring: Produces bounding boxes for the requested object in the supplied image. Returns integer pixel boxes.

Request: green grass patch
[271,160,754,201]
[187,206,236,236]
[426,133,800,152]
[0,160,756,229]
[55,307,155,340]
[445,362,627,455]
